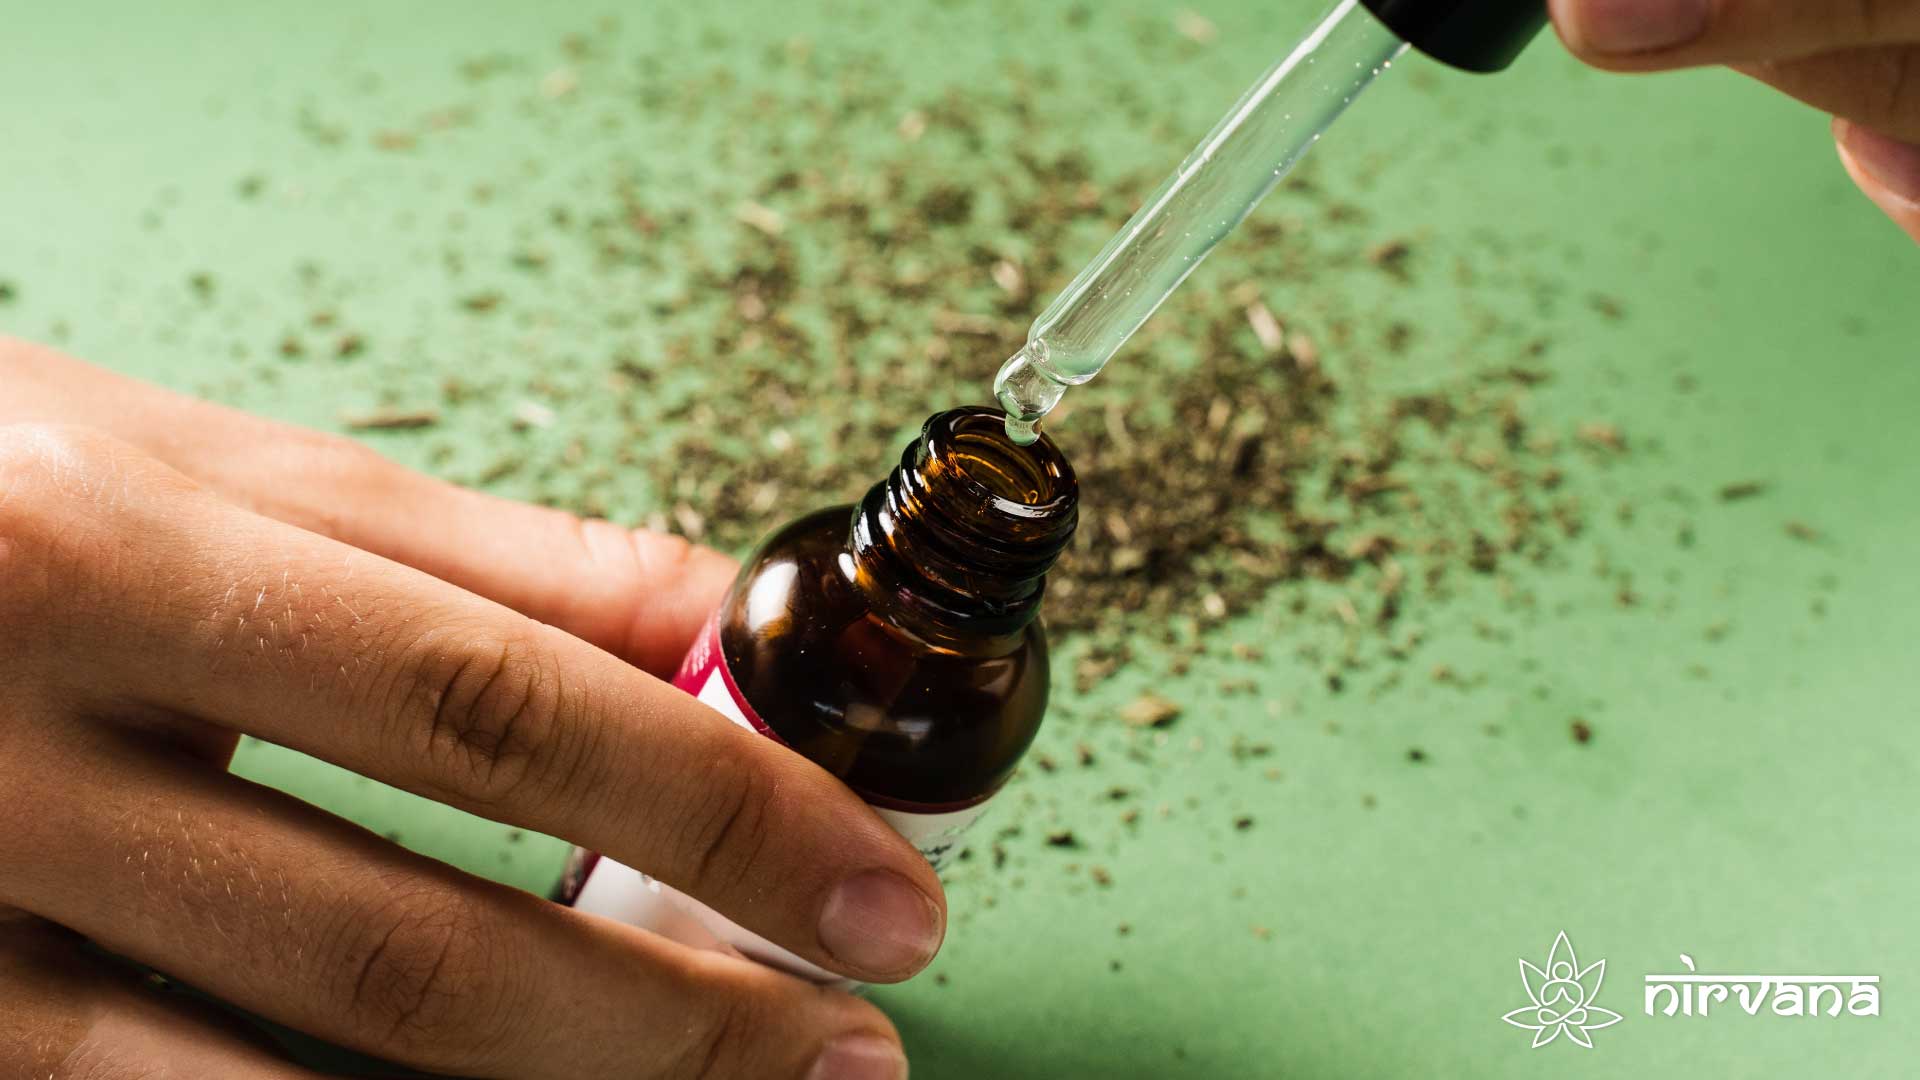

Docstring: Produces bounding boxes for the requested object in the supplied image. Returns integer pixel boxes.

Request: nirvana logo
[1500,932,1623,1049]
[1502,932,1879,1050]
[1643,954,1879,1019]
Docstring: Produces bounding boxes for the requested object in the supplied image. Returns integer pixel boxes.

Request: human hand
[1549,0,1920,242]
[0,339,934,1079]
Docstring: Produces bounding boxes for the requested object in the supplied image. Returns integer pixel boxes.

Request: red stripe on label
[672,611,785,745]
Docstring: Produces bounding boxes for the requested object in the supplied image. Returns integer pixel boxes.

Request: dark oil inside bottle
[714,406,1078,807]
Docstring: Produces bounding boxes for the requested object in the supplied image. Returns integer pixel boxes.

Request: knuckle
[0,422,186,506]
[0,425,117,625]
[670,990,755,1080]
[667,752,778,899]
[337,890,512,1059]
[291,424,384,475]
[0,423,95,520]
[391,624,569,808]
[268,426,393,534]
[0,422,198,530]
[632,527,705,585]
[661,965,888,1080]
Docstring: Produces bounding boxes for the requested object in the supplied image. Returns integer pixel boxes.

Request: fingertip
[808,1031,909,1080]
[817,868,947,983]
[1833,118,1920,244]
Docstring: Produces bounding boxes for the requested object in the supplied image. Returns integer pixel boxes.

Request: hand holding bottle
[0,339,924,1080]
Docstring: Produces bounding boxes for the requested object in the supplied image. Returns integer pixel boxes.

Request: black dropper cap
[1359,0,1547,73]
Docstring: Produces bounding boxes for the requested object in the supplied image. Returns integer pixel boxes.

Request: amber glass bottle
[557,406,1077,981]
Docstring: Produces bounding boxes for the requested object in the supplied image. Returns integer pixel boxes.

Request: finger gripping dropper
[992,0,1546,445]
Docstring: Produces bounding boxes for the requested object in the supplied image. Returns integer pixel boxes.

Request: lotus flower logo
[1500,932,1623,1048]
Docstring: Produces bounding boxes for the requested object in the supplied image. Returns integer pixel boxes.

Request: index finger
[12,426,945,984]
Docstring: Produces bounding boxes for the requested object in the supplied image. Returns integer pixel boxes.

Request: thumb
[0,339,738,676]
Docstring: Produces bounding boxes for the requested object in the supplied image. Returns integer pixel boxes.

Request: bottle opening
[918,406,1076,528]
[853,406,1079,637]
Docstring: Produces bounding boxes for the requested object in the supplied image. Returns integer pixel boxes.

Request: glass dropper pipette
[992,0,1542,444]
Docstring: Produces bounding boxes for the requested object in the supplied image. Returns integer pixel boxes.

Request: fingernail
[1836,119,1920,206]
[1561,0,1708,54]
[808,1034,908,1080]
[818,870,942,976]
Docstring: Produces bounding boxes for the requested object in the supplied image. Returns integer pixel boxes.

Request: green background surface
[3,0,1916,1077]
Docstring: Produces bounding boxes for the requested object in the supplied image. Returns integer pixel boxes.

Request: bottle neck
[849,407,1078,648]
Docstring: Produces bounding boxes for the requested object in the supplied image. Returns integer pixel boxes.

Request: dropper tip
[992,342,1066,446]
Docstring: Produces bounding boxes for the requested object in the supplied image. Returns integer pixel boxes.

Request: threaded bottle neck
[850,407,1078,644]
